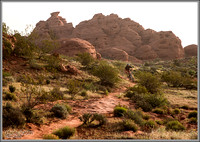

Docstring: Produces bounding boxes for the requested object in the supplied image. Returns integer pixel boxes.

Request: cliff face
[184,44,197,57]
[31,12,190,62]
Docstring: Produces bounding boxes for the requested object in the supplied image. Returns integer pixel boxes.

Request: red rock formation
[134,45,158,60]
[31,12,190,61]
[53,38,97,58]
[99,48,129,61]
[184,44,197,57]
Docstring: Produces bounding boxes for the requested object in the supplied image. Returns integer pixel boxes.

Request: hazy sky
[2,2,198,47]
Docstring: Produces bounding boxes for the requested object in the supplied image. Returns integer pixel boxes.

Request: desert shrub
[182,77,197,90]
[155,120,163,125]
[46,79,50,84]
[114,106,127,117]
[92,113,107,126]
[67,79,83,99]
[80,90,88,97]
[4,92,17,101]
[21,105,43,125]
[21,106,34,123]
[189,117,197,124]
[180,105,189,110]
[77,52,95,66]
[112,60,127,75]
[166,120,185,131]
[78,113,107,126]
[50,87,64,100]
[13,33,36,58]
[173,108,181,115]
[53,126,75,139]
[161,71,183,87]
[78,113,92,125]
[50,104,68,119]
[3,103,26,128]
[9,85,16,93]
[64,104,72,113]
[3,38,13,59]
[188,111,197,119]
[82,81,96,92]
[92,61,120,87]
[122,119,138,132]
[152,108,164,114]
[29,59,44,70]
[125,85,148,99]
[142,120,156,131]
[131,93,168,112]
[126,109,144,126]
[137,71,161,94]
[3,71,11,78]
[45,55,60,72]
[143,115,150,120]
[43,134,59,139]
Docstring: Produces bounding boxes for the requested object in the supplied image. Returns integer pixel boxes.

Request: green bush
[122,119,138,132]
[64,104,72,113]
[143,115,150,120]
[3,103,26,128]
[80,90,88,97]
[9,85,16,93]
[13,33,36,58]
[126,109,144,126]
[45,55,60,72]
[67,79,83,99]
[143,120,156,131]
[3,71,11,78]
[21,105,43,125]
[188,111,197,118]
[137,72,161,94]
[155,120,163,125]
[3,38,13,59]
[4,92,17,101]
[43,134,59,139]
[92,61,120,87]
[78,113,92,125]
[78,113,107,126]
[125,85,148,99]
[152,108,164,114]
[189,117,197,124]
[46,79,50,84]
[77,52,95,66]
[50,87,64,100]
[161,71,183,87]
[166,120,185,131]
[181,105,189,110]
[173,108,181,115]
[50,104,68,119]
[182,77,197,90]
[53,126,75,139]
[114,106,127,117]
[131,93,168,112]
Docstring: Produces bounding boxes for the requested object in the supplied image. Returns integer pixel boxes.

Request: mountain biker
[125,64,134,82]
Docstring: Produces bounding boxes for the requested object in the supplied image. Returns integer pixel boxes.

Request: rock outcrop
[30,12,74,46]
[31,12,192,62]
[53,38,97,58]
[184,44,198,57]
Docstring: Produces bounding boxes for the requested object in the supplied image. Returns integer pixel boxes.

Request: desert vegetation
[2,22,198,140]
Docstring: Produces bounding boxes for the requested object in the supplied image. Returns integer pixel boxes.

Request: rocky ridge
[30,12,197,62]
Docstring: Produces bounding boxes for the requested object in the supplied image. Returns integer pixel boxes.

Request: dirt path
[16,82,135,140]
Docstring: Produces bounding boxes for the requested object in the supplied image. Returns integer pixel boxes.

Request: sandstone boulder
[99,48,129,61]
[184,44,197,57]
[53,38,97,58]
